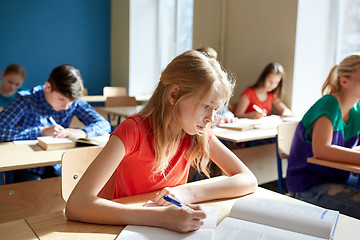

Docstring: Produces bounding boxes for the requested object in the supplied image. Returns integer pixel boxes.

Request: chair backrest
[61,147,116,201]
[103,86,127,97]
[105,96,138,107]
[82,88,88,96]
[277,121,298,158]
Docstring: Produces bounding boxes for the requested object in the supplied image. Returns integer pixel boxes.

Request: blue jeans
[290,182,360,219]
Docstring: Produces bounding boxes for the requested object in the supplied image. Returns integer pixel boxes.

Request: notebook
[212,196,339,240]
[37,134,109,150]
[116,203,220,240]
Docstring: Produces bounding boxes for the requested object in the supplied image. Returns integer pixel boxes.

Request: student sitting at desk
[234,62,292,119]
[196,47,237,124]
[0,64,111,182]
[65,50,257,232]
[286,53,360,219]
[0,64,27,111]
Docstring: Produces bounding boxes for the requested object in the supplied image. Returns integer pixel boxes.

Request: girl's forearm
[65,196,167,226]
[313,145,360,164]
[179,174,258,203]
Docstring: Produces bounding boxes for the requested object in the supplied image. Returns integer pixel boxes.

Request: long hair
[251,62,285,99]
[322,53,360,95]
[139,50,235,177]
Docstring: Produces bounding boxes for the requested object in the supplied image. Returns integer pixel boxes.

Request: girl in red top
[234,62,291,119]
[66,50,257,233]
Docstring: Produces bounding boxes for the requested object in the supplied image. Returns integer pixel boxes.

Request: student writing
[234,62,291,119]
[0,64,111,182]
[286,53,360,219]
[65,50,257,233]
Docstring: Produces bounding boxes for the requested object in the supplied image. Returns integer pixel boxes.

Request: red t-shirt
[110,115,192,199]
[242,87,274,116]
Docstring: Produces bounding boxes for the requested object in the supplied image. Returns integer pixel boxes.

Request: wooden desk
[2,187,358,239]
[308,157,360,174]
[213,127,278,143]
[82,95,107,103]
[0,219,38,240]
[0,141,103,172]
[97,105,143,118]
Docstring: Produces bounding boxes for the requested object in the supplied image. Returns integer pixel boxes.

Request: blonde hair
[322,53,360,95]
[139,50,235,177]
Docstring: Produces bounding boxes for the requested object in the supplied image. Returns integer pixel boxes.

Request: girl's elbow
[312,146,330,159]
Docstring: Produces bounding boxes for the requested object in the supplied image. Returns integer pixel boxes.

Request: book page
[229,196,338,239]
[116,204,219,240]
[117,225,214,240]
[212,217,324,240]
[37,136,73,144]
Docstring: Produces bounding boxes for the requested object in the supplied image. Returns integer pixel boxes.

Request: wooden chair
[105,96,138,128]
[275,121,298,193]
[82,88,88,96]
[0,177,65,223]
[103,86,127,97]
[61,147,116,202]
[105,96,138,107]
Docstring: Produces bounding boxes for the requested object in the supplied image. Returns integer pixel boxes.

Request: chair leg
[275,136,284,194]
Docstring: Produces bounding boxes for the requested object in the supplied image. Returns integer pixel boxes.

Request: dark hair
[48,65,84,100]
[251,62,285,99]
[4,64,26,79]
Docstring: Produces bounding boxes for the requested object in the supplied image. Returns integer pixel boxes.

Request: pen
[253,104,263,114]
[163,195,193,210]
[49,116,58,126]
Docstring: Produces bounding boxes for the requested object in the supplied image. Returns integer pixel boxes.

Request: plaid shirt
[0,85,111,141]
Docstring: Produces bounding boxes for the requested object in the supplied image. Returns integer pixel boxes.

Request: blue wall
[0,0,110,95]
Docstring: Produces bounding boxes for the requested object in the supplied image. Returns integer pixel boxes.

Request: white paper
[116,203,220,240]
[228,196,339,239]
[212,218,323,240]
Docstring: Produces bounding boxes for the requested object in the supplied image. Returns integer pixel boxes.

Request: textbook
[213,196,339,240]
[37,136,76,150]
[37,134,109,150]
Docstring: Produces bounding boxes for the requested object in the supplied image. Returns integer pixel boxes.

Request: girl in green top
[287,53,360,219]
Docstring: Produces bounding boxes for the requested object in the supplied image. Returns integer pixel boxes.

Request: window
[158,0,194,74]
[336,0,360,62]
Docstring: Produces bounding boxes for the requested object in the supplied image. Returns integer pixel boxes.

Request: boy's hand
[41,125,65,137]
[55,128,86,138]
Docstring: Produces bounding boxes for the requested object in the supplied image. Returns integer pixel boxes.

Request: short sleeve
[111,117,142,155]
[301,95,341,143]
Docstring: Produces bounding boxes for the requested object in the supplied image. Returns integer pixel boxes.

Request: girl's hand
[248,111,263,119]
[160,205,206,233]
[153,187,191,206]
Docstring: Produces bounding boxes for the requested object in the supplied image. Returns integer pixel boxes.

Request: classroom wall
[193,0,298,108]
[0,0,110,95]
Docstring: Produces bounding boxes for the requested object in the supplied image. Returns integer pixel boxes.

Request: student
[0,64,26,111]
[0,64,111,182]
[286,53,360,219]
[234,62,291,119]
[65,50,257,232]
[196,47,237,124]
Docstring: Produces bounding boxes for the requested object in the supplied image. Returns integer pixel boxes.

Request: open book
[37,134,109,150]
[213,196,339,240]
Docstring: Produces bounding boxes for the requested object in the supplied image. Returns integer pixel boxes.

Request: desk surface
[82,95,150,104]
[308,157,360,174]
[2,187,358,240]
[97,106,143,118]
[0,141,102,172]
[213,127,278,143]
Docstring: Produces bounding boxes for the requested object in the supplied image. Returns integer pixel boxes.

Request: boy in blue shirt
[0,64,111,182]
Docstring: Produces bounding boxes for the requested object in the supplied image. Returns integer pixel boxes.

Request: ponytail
[322,53,360,95]
[322,65,339,95]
